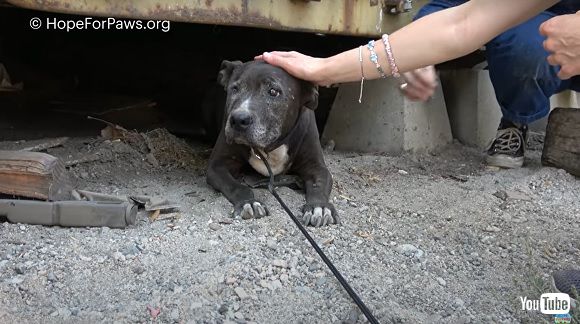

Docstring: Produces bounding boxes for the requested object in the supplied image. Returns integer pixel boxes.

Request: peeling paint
[6,0,426,37]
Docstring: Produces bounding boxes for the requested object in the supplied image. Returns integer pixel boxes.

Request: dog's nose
[230,110,253,130]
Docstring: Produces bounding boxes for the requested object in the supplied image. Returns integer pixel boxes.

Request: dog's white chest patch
[248,145,290,177]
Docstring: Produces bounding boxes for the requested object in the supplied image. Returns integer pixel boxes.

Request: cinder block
[321,78,452,153]
[439,69,502,148]
[441,70,580,140]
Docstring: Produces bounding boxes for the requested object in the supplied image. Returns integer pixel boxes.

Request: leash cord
[254,150,379,324]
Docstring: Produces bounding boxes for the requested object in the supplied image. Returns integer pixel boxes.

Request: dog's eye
[230,85,239,93]
[268,88,281,97]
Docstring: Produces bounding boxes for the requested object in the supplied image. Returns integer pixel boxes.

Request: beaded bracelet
[367,40,387,79]
[381,34,401,78]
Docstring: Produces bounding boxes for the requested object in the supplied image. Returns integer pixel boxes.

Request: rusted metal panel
[7,0,427,37]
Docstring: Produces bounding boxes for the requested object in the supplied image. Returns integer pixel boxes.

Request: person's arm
[258,0,558,86]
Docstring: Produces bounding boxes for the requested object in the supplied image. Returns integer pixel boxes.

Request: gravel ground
[0,134,579,324]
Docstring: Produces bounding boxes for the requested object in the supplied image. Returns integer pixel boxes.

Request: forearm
[318,0,558,86]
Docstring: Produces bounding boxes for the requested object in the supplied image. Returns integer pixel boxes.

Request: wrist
[313,57,333,87]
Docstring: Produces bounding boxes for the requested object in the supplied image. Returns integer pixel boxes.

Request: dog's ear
[301,81,319,110]
[217,60,243,88]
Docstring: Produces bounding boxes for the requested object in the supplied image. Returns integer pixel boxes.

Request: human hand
[540,11,580,79]
[255,51,329,86]
[400,65,438,102]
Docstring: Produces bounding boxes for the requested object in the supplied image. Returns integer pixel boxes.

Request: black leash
[254,150,379,324]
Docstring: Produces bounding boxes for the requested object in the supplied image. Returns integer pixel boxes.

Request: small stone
[270,279,283,290]
[395,244,419,257]
[225,277,237,285]
[398,170,409,175]
[271,259,288,268]
[280,273,289,282]
[47,272,57,282]
[14,264,25,275]
[209,223,221,231]
[505,190,531,201]
[218,303,229,315]
[436,277,447,287]
[4,276,24,285]
[170,308,179,321]
[345,308,359,324]
[132,266,146,275]
[359,206,369,213]
[80,172,89,179]
[234,311,244,319]
[483,226,501,233]
[112,251,125,262]
[190,302,203,309]
[234,287,249,300]
[454,298,465,308]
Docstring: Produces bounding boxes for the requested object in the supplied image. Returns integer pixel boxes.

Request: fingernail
[263,52,270,58]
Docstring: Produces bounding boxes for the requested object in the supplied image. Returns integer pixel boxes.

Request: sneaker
[486,119,528,168]
[551,269,580,308]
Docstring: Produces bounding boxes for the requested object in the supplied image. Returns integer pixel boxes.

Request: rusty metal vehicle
[6,0,425,37]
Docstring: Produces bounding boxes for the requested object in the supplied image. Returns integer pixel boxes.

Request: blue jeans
[415,0,580,125]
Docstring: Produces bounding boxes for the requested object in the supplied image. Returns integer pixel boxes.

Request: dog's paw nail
[323,208,332,226]
[253,202,268,218]
[303,210,313,225]
[313,207,323,227]
[241,203,254,219]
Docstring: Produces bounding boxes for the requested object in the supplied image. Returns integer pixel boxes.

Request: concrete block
[439,69,502,148]
[321,78,452,153]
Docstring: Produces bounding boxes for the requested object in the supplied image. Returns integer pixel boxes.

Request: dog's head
[217,60,318,150]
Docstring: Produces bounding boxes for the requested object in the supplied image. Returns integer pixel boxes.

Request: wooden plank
[541,108,580,177]
[0,150,73,201]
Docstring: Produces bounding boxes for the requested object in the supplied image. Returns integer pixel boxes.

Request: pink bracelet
[381,34,401,78]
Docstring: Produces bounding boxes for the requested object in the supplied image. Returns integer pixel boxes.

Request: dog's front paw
[301,203,339,227]
[234,200,269,220]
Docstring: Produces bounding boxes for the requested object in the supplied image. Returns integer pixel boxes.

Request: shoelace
[489,127,522,153]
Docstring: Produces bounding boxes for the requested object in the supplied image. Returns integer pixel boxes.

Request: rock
[47,272,57,282]
[270,279,283,290]
[436,277,447,287]
[454,298,465,308]
[345,308,360,324]
[218,303,229,315]
[271,259,288,268]
[395,244,419,257]
[280,273,289,282]
[170,308,179,321]
[505,190,531,201]
[492,190,508,201]
[121,244,140,257]
[225,277,237,285]
[4,276,24,285]
[398,170,409,175]
[483,226,501,233]
[209,223,221,231]
[112,251,125,262]
[234,287,249,300]
[14,264,25,275]
[132,266,146,275]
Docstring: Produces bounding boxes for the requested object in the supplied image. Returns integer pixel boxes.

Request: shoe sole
[486,154,524,169]
[551,276,578,309]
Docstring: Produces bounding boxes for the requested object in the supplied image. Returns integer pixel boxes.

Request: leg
[486,11,571,125]
[206,132,268,219]
[299,165,338,227]
[484,11,574,168]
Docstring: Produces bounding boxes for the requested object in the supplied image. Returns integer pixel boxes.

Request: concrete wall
[321,78,452,153]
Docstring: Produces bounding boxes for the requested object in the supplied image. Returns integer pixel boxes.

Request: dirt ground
[0,131,578,324]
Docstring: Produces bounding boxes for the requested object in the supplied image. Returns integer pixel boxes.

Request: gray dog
[206,60,338,227]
